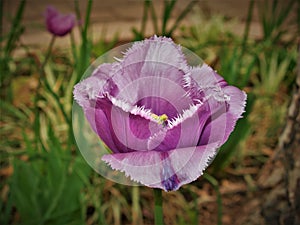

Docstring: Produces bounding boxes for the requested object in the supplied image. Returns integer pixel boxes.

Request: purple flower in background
[73,36,246,191]
[45,6,76,36]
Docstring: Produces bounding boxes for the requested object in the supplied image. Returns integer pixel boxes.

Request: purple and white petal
[148,103,208,151]
[102,144,218,191]
[111,73,194,119]
[73,63,118,108]
[94,97,163,153]
[198,86,247,146]
[122,36,187,81]
[184,64,229,104]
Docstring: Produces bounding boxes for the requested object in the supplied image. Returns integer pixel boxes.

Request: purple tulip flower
[45,6,76,36]
[73,36,247,191]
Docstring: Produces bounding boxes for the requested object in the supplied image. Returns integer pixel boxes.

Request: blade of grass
[112,200,121,225]
[76,0,93,83]
[162,0,176,35]
[82,0,92,40]
[34,35,56,148]
[203,173,222,225]
[272,0,278,15]
[187,186,199,225]
[132,186,143,225]
[149,1,158,34]
[11,159,41,223]
[40,36,56,71]
[275,0,295,29]
[241,0,254,57]
[70,31,78,64]
[22,129,33,155]
[140,1,150,38]
[74,0,83,33]
[1,0,26,92]
[296,1,300,36]
[167,1,197,37]
[41,122,67,223]
[0,0,3,42]
[42,157,67,223]
[43,78,70,124]
[239,57,256,88]
[4,0,26,56]
[154,189,164,225]
[0,190,13,225]
[258,0,295,41]
[0,101,27,120]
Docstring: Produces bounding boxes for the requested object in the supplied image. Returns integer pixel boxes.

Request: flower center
[151,113,168,126]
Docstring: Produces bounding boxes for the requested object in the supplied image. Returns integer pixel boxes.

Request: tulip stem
[34,35,56,148]
[154,188,164,225]
[41,35,56,71]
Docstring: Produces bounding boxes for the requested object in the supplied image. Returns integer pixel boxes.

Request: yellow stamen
[151,113,168,125]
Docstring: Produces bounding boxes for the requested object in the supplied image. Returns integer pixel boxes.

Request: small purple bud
[45,6,76,37]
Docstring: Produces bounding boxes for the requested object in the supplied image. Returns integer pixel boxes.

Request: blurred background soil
[3,0,267,47]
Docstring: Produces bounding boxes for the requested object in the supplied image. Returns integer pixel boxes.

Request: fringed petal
[111,72,194,119]
[73,63,117,109]
[102,144,218,191]
[73,76,106,109]
[198,86,247,146]
[184,64,247,147]
[122,36,187,81]
[184,64,229,103]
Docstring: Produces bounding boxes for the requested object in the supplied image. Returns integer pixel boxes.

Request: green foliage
[203,173,222,225]
[178,11,238,63]
[92,30,119,58]
[258,0,296,43]
[132,0,196,40]
[217,46,256,88]
[10,129,91,225]
[254,49,296,96]
[73,0,93,83]
[0,0,26,101]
